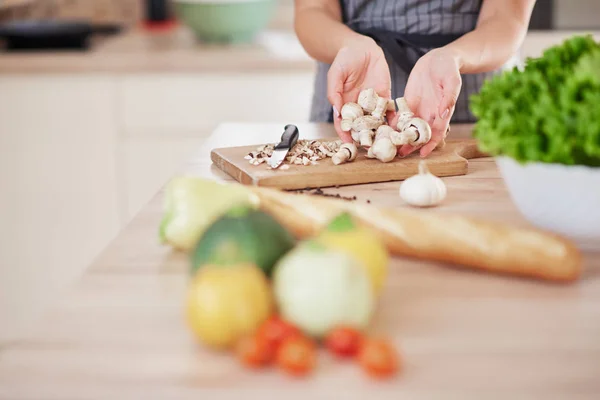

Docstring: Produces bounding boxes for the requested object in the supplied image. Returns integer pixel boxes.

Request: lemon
[315,212,389,294]
[186,263,273,349]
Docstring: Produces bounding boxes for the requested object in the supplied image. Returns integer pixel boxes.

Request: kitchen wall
[554,0,600,30]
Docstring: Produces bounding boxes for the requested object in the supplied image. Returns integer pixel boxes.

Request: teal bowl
[174,0,276,44]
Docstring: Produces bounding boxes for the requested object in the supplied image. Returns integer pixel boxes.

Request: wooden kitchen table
[0,123,599,400]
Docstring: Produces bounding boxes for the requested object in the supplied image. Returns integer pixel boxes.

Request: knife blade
[268,124,300,169]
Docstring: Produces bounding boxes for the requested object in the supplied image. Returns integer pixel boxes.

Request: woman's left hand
[395,47,462,158]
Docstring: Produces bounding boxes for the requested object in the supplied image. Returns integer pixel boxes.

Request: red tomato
[325,326,364,358]
[256,316,301,351]
[276,335,317,376]
[357,338,400,379]
[235,334,274,368]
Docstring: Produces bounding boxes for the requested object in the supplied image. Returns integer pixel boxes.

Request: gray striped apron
[309,0,499,124]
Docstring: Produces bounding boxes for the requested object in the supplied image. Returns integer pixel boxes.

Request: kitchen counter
[0,25,316,74]
[0,27,599,75]
[0,122,598,399]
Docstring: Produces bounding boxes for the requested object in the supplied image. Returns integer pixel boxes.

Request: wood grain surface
[211,138,487,190]
[0,123,599,400]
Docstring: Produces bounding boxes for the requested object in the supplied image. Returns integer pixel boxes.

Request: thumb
[327,66,345,121]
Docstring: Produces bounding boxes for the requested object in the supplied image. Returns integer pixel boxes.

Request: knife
[268,124,300,169]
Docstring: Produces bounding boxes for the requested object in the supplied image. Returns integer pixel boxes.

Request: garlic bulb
[399,161,447,207]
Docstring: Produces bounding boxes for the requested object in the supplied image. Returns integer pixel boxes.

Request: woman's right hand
[327,36,392,142]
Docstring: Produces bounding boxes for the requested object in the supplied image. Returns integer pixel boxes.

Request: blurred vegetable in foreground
[315,212,389,294]
[186,263,273,349]
[191,205,295,277]
[273,240,375,338]
[160,176,258,251]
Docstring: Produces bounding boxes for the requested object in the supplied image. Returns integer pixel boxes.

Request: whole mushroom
[340,102,364,132]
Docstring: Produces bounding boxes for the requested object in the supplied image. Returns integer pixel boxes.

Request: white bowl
[495,156,600,251]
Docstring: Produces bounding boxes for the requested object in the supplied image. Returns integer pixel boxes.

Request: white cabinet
[0,70,316,342]
[0,75,121,342]
[116,72,315,222]
[119,136,206,223]
[117,72,315,134]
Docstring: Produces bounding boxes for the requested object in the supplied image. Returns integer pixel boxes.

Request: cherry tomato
[276,335,317,376]
[358,338,400,379]
[256,316,301,351]
[325,326,364,358]
[235,334,274,368]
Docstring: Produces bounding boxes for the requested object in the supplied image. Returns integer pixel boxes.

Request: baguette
[248,186,583,283]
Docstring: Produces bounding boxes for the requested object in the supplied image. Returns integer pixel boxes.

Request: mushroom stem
[400,117,432,146]
[395,97,412,114]
[391,126,418,145]
[358,130,375,147]
[371,97,390,120]
[395,97,415,130]
[332,143,358,165]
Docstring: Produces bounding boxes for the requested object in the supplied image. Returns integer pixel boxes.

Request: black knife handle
[275,125,299,150]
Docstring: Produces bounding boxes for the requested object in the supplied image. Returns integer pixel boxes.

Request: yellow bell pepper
[315,212,389,294]
[186,263,274,349]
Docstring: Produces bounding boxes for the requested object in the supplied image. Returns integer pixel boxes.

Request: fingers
[419,138,441,157]
[327,65,344,117]
[333,112,354,143]
[327,63,351,142]
[398,144,418,157]
[438,75,461,119]
[385,109,397,127]
[420,107,452,157]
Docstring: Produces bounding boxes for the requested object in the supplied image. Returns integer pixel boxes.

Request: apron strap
[355,29,463,75]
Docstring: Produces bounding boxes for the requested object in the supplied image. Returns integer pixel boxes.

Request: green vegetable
[160,176,259,251]
[191,205,296,277]
[470,34,600,167]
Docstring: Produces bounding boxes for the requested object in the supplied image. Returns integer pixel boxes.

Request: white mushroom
[340,102,364,132]
[366,125,398,162]
[358,89,395,115]
[391,124,418,145]
[395,97,415,130]
[332,143,358,165]
[399,117,432,146]
[371,96,390,120]
[358,88,379,113]
[358,130,375,147]
[399,161,447,207]
[351,115,384,147]
[352,115,384,132]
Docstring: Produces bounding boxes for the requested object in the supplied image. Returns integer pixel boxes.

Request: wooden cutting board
[211,138,487,190]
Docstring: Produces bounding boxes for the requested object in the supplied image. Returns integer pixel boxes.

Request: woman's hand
[328,36,393,142]
[396,47,462,158]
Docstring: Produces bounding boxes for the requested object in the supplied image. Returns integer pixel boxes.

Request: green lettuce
[470,34,600,166]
